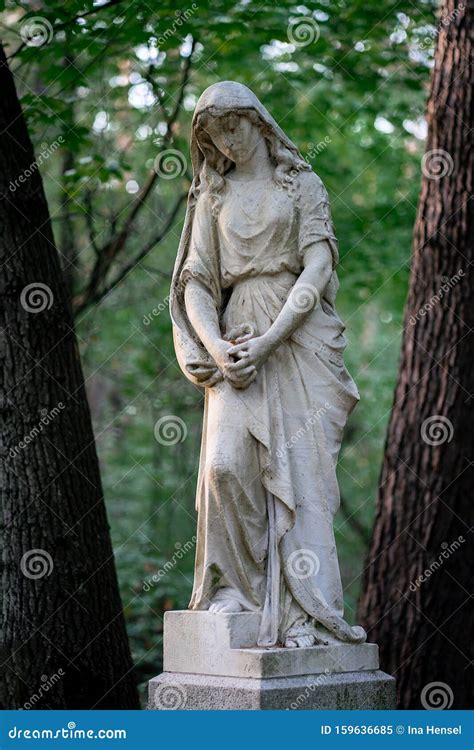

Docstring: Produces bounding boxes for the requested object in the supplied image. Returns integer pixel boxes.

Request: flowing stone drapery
[170,81,366,648]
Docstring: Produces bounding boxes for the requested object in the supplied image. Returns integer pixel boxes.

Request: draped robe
[172,166,365,647]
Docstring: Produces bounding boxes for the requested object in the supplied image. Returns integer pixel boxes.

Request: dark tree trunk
[0,46,139,709]
[358,1,473,709]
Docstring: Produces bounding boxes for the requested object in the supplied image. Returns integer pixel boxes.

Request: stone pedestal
[148,611,395,710]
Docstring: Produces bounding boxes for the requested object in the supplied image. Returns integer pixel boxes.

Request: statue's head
[197,110,263,166]
[190,81,310,215]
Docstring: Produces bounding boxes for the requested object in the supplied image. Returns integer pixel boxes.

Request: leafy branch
[72,39,196,316]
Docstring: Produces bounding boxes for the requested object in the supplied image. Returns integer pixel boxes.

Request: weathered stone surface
[163,610,379,679]
[170,80,368,649]
[150,83,398,712]
[148,670,396,710]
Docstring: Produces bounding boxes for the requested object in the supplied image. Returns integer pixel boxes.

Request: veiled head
[198,111,263,166]
[190,81,310,213]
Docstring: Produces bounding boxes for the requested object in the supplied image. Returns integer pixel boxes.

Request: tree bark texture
[358,0,473,709]
[0,45,139,709]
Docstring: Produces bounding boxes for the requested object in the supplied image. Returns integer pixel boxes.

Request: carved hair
[193,107,310,218]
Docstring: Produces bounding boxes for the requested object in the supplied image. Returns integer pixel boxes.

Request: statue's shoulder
[294,169,328,203]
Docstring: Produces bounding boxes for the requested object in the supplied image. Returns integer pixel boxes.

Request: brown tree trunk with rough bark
[358,0,473,709]
[0,45,139,709]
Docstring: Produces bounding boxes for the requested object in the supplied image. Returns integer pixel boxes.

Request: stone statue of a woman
[170,81,366,650]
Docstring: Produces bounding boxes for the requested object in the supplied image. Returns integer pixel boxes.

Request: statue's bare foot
[285,633,316,649]
[209,598,243,613]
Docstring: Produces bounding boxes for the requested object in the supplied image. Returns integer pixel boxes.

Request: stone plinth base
[148,611,396,710]
[149,670,396,710]
[162,610,379,679]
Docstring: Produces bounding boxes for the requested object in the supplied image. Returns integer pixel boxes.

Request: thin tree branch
[81,39,196,305]
[56,0,126,29]
[73,192,186,315]
[7,0,126,59]
[84,189,100,256]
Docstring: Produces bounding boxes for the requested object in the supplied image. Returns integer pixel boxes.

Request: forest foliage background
[2,0,439,692]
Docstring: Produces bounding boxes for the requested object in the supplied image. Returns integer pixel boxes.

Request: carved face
[202,112,263,164]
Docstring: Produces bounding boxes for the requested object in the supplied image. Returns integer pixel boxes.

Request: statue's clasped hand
[204,336,250,390]
[226,333,274,387]
[207,325,274,390]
